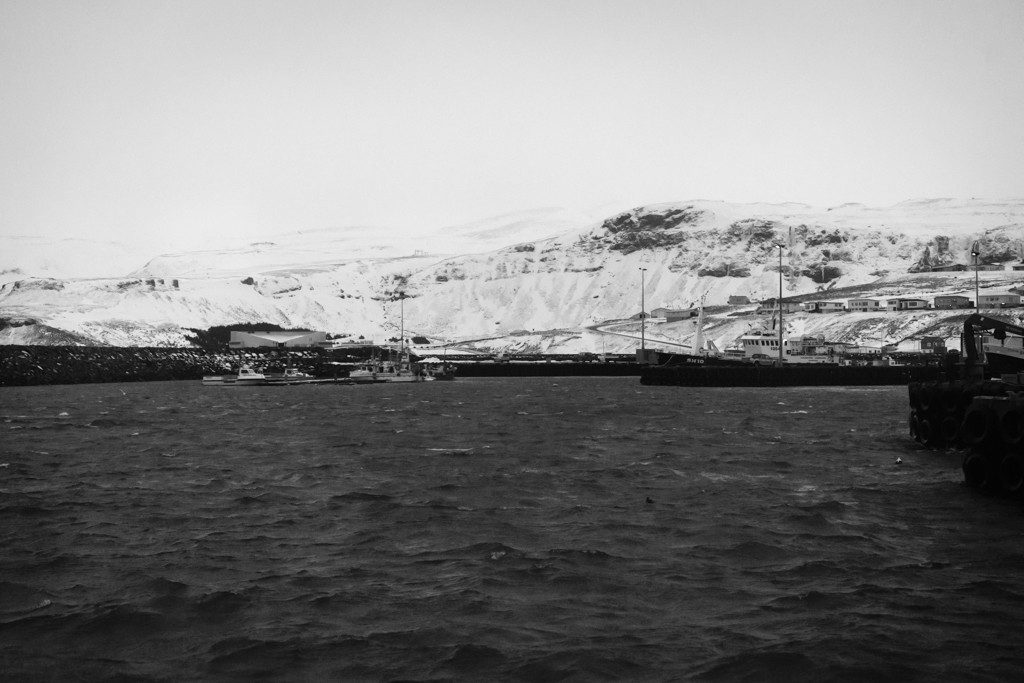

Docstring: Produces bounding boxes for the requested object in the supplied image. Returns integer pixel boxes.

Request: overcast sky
[2,0,1023,252]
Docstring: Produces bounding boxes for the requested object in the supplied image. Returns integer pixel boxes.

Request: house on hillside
[802,300,846,313]
[847,298,883,312]
[727,295,751,305]
[885,297,929,311]
[651,307,697,322]
[934,295,972,309]
[229,330,330,349]
[979,293,1022,308]
[755,298,801,314]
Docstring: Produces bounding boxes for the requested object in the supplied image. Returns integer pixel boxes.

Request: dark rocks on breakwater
[2,346,224,386]
[0,346,349,387]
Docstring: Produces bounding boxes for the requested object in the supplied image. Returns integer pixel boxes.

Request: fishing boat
[419,357,456,380]
[348,354,425,383]
[349,291,432,383]
[971,316,1024,376]
[646,297,748,367]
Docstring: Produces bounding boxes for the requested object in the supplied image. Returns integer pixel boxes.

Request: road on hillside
[584,319,696,351]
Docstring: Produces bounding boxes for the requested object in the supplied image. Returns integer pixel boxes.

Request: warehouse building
[228,330,330,349]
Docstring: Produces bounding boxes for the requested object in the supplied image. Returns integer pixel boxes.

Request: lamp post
[639,267,647,351]
[971,242,980,313]
[777,244,784,366]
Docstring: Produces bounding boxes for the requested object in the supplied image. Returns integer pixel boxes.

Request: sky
[2,0,1023,253]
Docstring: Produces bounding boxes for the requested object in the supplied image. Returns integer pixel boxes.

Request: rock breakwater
[0,347,333,386]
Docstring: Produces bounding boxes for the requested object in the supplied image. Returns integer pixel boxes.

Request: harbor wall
[450,362,641,377]
[0,346,642,386]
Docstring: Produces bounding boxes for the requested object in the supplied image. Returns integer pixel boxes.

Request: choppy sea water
[1,377,1022,681]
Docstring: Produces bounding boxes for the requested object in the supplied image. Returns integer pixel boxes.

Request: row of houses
[759,291,1021,314]
[923,263,1024,272]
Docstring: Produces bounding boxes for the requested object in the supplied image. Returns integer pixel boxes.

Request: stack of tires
[908,380,978,449]
[909,380,1024,498]
[959,392,1024,497]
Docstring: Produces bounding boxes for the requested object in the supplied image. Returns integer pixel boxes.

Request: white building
[847,298,883,312]
[885,297,929,311]
[803,300,846,313]
[979,293,1021,308]
[229,330,330,349]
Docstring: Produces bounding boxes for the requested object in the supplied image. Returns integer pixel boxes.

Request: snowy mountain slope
[1,199,1022,349]
[0,207,610,283]
[0,236,156,283]
[132,207,616,279]
[394,200,1023,339]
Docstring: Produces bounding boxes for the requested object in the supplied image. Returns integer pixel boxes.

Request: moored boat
[265,367,318,384]
[349,355,425,383]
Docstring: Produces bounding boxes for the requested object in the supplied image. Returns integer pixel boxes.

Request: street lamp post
[971,242,980,313]
[777,244,784,366]
[639,267,647,351]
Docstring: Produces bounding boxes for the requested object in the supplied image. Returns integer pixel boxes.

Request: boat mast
[693,294,706,355]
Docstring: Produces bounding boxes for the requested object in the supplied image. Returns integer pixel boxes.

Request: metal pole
[399,292,405,356]
[778,245,784,366]
[972,243,980,313]
[639,267,647,351]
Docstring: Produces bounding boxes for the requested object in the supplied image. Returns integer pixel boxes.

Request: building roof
[235,330,318,343]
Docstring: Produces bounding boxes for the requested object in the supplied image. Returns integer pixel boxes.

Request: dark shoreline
[2,345,953,387]
[0,346,646,386]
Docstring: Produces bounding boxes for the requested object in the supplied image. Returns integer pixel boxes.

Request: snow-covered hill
[2,199,1022,350]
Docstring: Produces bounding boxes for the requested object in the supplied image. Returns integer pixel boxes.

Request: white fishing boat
[732,328,840,365]
[349,291,431,383]
[349,356,424,383]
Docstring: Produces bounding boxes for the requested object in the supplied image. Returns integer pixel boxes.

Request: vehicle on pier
[202,365,270,386]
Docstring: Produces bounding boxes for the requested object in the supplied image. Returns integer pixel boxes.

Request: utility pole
[639,267,647,351]
[397,291,406,357]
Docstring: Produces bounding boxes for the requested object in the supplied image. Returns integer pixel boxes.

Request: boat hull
[641,364,943,387]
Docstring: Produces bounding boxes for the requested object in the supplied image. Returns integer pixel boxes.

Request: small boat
[419,357,456,381]
[349,354,425,383]
[265,367,318,384]
[202,364,270,386]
